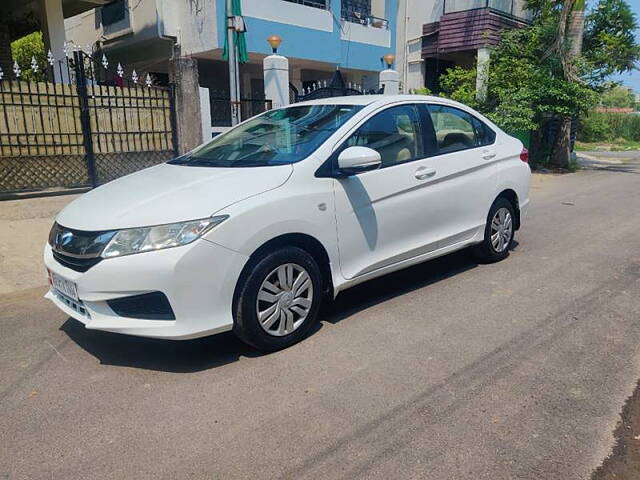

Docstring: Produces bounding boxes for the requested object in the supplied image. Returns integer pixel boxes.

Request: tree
[10,31,47,82]
[549,0,585,168]
[583,0,640,85]
[440,23,594,148]
[599,85,636,108]
[438,0,639,168]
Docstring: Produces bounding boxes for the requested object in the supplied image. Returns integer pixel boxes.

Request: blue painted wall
[216,0,396,72]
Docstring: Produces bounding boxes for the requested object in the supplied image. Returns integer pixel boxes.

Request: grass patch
[575,139,640,152]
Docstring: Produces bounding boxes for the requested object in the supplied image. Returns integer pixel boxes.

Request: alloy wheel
[256,263,314,337]
[490,207,513,253]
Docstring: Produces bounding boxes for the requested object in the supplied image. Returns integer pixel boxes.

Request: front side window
[170,104,362,167]
[428,105,478,154]
[344,105,424,168]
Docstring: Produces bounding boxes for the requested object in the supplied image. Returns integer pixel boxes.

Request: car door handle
[482,150,496,160]
[415,167,436,180]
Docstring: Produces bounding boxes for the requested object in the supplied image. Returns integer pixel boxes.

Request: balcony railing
[283,0,328,9]
[443,0,532,21]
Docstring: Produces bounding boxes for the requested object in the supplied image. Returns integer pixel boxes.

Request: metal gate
[0,49,177,194]
[289,69,371,103]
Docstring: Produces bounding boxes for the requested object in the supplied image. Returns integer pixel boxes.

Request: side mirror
[337,146,381,176]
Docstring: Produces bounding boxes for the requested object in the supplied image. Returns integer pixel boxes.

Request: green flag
[223,0,249,64]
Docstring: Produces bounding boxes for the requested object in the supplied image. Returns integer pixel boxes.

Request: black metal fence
[0,48,177,194]
[290,70,371,103]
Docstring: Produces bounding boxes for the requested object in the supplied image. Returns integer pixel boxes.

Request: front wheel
[233,247,322,351]
[473,198,515,263]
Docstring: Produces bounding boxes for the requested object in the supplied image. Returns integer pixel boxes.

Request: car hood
[56,163,293,231]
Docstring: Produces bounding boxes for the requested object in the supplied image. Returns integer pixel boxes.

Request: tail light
[520,148,529,163]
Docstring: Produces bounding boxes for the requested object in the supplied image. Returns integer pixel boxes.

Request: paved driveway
[1,162,639,479]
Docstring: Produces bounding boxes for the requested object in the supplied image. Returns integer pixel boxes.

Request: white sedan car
[45,95,530,351]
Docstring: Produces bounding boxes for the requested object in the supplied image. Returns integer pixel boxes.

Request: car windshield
[170,104,363,167]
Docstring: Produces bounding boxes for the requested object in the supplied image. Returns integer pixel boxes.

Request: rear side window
[428,105,477,154]
[428,105,496,154]
[344,105,424,168]
[472,116,496,146]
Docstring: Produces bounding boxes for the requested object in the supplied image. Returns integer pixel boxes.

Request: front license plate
[50,270,79,302]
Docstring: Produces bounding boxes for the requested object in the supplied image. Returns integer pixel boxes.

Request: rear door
[418,103,498,246]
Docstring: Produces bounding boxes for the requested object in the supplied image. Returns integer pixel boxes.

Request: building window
[341,0,388,28]
[342,0,371,24]
[102,0,126,27]
[282,0,328,9]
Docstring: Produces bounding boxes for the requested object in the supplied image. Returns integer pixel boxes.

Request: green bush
[11,31,47,82]
[578,112,640,142]
[578,112,611,142]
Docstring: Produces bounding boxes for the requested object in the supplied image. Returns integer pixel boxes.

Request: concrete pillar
[39,0,69,83]
[290,66,303,94]
[476,47,490,102]
[199,87,212,143]
[263,54,289,109]
[169,57,202,154]
[379,69,400,95]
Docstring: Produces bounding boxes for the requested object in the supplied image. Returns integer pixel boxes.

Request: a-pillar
[263,54,289,109]
[476,47,491,102]
[38,0,70,83]
[379,68,400,95]
[169,56,203,154]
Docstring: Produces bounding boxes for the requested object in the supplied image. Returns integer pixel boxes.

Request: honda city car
[45,95,530,350]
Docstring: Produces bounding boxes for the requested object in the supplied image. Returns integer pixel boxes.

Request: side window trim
[416,103,439,158]
[316,100,495,177]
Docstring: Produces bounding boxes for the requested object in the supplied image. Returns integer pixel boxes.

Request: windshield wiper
[170,158,218,167]
[231,159,274,167]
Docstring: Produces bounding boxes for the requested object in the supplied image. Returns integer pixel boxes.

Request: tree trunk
[551,117,572,169]
[551,0,585,169]
[568,10,585,57]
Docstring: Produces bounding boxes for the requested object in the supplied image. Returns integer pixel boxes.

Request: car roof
[293,94,459,108]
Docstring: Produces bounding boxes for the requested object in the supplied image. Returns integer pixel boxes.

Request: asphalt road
[1,160,640,479]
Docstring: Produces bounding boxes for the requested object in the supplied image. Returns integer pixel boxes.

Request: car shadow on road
[61,244,516,373]
[60,320,263,372]
[321,247,484,325]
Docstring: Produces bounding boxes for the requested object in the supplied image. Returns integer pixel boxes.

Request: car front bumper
[43,239,249,340]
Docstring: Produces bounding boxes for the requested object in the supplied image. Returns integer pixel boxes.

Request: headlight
[101,215,228,258]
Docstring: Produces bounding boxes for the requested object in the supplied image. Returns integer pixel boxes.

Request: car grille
[49,223,115,273]
[52,251,103,273]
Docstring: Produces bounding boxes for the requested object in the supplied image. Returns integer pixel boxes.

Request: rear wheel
[234,247,322,351]
[473,197,515,263]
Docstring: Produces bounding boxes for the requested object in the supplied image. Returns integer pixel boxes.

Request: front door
[333,103,440,279]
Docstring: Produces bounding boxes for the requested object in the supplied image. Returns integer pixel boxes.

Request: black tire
[233,246,323,351]
[473,197,516,263]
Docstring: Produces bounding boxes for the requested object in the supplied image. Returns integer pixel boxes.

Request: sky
[607,0,640,92]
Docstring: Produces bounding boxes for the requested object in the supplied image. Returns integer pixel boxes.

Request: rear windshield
[170,104,363,168]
